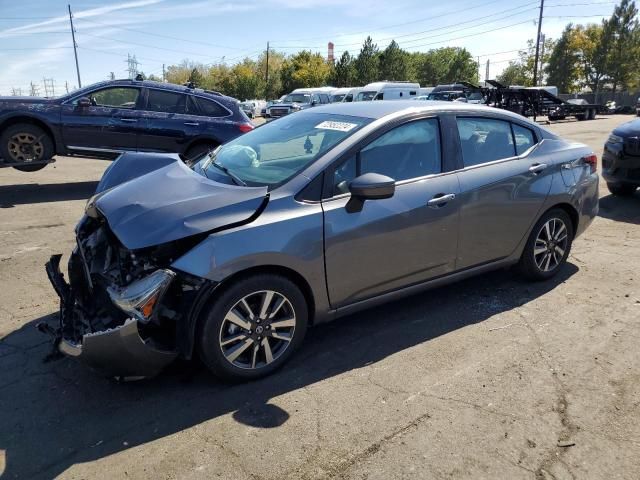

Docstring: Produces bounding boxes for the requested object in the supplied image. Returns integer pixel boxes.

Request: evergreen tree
[354,36,380,85]
[332,51,356,87]
[379,40,408,81]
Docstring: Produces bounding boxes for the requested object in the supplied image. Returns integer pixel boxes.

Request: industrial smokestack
[328,42,335,64]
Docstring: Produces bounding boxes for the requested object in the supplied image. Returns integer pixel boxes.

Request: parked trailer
[483,80,602,121]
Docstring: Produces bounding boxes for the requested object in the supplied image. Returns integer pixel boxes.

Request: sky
[0,0,618,96]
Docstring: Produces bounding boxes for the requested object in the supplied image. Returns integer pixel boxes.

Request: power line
[272,2,538,49]
[75,18,251,51]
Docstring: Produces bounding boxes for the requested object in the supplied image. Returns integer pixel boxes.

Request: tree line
[498,0,640,97]
[157,37,478,100]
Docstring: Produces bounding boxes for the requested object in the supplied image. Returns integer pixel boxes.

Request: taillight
[583,153,597,173]
[238,122,254,133]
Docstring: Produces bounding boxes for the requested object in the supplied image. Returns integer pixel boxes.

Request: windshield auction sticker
[315,121,358,132]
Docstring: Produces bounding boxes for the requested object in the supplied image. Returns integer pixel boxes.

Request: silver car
[44,101,599,381]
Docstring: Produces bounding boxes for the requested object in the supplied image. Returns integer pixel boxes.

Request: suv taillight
[238,122,254,133]
[583,153,597,173]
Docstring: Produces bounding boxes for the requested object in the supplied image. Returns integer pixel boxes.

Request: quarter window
[512,124,536,155]
[457,118,515,167]
[86,87,139,108]
[192,97,229,117]
[146,90,186,113]
[332,118,441,195]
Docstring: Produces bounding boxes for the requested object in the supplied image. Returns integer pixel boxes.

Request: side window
[320,94,330,104]
[192,97,229,117]
[457,117,515,167]
[331,119,441,194]
[186,95,200,115]
[86,87,139,108]
[512,124,536,155]
[344,94,353,102]
[312,94,321,105]
[375,92,384,100]
[145,89,185,114]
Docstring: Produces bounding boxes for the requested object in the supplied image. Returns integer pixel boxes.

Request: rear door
[454,116,553,269]
[136,88,195,153]
[322,117,460,308]
[60,86,142,151]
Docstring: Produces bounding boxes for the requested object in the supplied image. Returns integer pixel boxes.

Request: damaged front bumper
[44,255,177,378]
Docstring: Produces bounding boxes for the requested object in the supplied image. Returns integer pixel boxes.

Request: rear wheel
[518,209,574,281]
[607,182,637,196]
[197,274,308,382]
[0,123,53,172]
[181,142,216,166]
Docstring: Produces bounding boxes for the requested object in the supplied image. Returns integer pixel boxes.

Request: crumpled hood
[95,159,268,250]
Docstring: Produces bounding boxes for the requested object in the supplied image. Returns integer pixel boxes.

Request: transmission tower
[30,82,40,96]
[126,54,140,80]
[43,77,55,97]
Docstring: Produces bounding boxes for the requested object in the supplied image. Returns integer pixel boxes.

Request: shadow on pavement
[0,182,98,208]
[598,192,640,225]
[0,264,578,479]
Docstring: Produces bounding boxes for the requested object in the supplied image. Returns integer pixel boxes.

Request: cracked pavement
[1,115,639,479]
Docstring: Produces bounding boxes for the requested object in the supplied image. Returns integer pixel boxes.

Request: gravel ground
[0,114,639,480]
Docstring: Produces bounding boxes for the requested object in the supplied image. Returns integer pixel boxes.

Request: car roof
[305,100,537,124]
[75,79,237,103]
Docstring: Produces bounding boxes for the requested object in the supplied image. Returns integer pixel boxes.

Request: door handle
[119,118,138,123]
[427,193,456,207]
[184,122,200,126]
[529,163,547,174]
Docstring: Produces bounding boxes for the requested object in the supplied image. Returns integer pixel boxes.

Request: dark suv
[603,119,640,196]
[0,79,253,172]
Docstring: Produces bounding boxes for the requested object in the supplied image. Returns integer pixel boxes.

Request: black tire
[197,274,308,382]
[181,142,216,166]
[0,123,53,172]
[607,182,637,196]
[518,208,574,281]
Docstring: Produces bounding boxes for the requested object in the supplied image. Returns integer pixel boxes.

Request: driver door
[60,86,142,152]
[321,118,460,308]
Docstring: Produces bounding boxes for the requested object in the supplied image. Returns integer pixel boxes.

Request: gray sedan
[44,101,599,381]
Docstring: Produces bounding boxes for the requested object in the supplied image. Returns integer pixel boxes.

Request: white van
[355,82,421,101]
[342,87,363,102]
[329,87,352,103]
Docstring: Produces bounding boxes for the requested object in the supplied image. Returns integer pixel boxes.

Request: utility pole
[65,81,69,93]
[485,59,490,85]
[265,41,270,99]
[162,63,166,82]
[538,33,546,85]
[68,4,82,88]
[532,0,544,87]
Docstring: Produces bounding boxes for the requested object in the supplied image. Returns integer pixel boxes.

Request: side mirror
[349,173,395,200]
[77,97,91,108]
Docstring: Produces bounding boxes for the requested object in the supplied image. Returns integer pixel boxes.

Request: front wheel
[518,209,574,281]
[607,182,637,196]
[0,123,53,172]
[197,274,308,382]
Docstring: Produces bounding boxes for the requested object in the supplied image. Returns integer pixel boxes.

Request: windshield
[356,91,377,101]
[196,113,372,188]
[284,93,311,103]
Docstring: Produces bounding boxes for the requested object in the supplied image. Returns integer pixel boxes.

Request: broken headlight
[108,269,175,322]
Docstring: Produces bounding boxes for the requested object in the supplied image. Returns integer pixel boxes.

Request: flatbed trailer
[482,80,602,121]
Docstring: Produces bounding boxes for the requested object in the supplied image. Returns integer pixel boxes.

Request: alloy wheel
[7,132,44,162]
[219,290,296,370]
[533,217,569,272]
